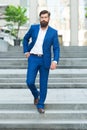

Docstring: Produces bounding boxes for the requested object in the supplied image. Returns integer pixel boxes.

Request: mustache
[40,21,48,24]
[41,20,46,22]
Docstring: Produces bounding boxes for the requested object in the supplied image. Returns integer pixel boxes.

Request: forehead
[40,13,49,17]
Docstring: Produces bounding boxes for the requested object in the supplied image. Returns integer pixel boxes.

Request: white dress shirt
[30,28,47,55]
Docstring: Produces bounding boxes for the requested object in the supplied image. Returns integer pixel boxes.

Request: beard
[40,21,49,28]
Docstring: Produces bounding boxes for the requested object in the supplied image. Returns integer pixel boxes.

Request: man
[23,10,60,113]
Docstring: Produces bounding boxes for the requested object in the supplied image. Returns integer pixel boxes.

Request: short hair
[39,10,51,17]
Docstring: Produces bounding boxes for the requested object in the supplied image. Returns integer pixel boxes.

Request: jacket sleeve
[23,26,32,53]
[53,30,60,63]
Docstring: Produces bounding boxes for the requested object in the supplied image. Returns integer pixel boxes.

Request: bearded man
[23,10,60,113]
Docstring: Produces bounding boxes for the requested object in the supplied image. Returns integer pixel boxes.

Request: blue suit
[23,24,60,109]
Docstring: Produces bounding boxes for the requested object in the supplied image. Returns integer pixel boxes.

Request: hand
[50,61,57,70]
[25,52,30,58]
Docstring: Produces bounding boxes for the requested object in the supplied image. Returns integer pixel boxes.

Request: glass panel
[79,0,87,46]
[46,0,70,46]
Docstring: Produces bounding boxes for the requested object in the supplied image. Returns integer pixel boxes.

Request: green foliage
[4,5,28,39]
[85,7,87,18]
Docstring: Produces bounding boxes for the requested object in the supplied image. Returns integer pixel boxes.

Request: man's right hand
[25,52,30,58]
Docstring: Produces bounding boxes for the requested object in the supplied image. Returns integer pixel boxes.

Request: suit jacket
[23,24,60,69]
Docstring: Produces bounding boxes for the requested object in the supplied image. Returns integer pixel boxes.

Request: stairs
[0,89,87,130]
[0,45,87,130]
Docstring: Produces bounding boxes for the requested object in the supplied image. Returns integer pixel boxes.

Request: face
[40,13,50,28]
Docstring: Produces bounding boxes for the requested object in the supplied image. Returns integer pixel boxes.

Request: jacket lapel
[35,25,40,39]
[43,26,50,43]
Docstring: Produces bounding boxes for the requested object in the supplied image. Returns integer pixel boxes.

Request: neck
[41,26,48,30]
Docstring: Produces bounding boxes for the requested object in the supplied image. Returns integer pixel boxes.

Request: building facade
[0,0,87,46]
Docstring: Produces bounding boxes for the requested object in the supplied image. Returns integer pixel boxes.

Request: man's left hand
[50,61,57,70]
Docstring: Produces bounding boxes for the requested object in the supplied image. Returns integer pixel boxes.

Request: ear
[48,17,50,21]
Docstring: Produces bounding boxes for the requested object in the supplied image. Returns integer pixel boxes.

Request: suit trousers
[26,55,49,109]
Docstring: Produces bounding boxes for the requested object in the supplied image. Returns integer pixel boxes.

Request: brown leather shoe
[38,108,45,114]
[34,98,39,105]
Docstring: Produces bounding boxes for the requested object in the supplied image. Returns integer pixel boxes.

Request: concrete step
[60,46,87,58]
[0,120,87,130]
[0,82,87,88]
[0,58,27,69]
[0,77,87,83]
[0,88,87,104]
[0,69,87,88]
[0,69,87,76]
[0,111,87,130]
[0,51,24,58]
[0,73,87,78]
[0,46,87,58]
[0,58,87,69]
[0,88,87,129]
[59,58,87,68]
[0,88,87,107]
[0,78,87,88]
[7,45,87,53]
[0,110,87,120]
[0,103,87,111]
[0,51,87,58]
[1,52,87,58]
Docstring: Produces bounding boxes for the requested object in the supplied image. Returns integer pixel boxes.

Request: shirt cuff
[53,61,57,64]
[25,52,29,55]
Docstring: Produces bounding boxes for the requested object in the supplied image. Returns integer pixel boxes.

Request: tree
[4,5,28,45]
